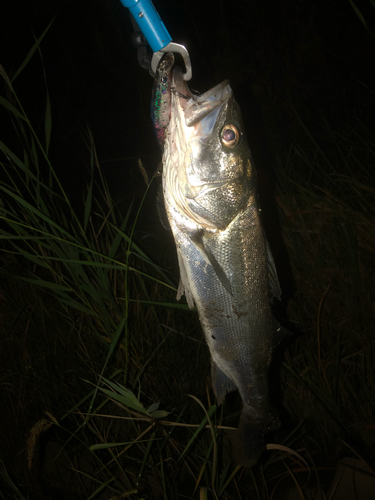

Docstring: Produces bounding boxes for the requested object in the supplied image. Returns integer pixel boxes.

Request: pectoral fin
[191,232,233,296]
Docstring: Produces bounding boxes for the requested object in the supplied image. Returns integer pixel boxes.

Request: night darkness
[1,0,375,498]
[2,0,374,202]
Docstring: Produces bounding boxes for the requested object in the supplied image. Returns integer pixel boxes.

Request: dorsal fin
[264,237,282,302]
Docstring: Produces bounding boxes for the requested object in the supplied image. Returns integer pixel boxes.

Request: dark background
[1,2,375,496]
[2,0,374,210]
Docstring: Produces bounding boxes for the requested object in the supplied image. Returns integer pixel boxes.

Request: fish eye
[221,124,240,148]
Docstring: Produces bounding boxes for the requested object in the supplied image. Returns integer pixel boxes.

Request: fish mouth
[164,67,240,230]
[172,67,232,128]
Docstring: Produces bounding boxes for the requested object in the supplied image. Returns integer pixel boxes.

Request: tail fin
[236,409,281,467]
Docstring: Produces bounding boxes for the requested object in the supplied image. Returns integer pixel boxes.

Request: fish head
[163,67,254,231]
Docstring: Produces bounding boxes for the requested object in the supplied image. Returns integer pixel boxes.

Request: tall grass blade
[85,317,127,423]
[348,0,374,35]
[0,96,26,120]
[11,18,55,83]
[178,401,217,462]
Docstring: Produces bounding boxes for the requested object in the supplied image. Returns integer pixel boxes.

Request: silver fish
[160,65,289,466]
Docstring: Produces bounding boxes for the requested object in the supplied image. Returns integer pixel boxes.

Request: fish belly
[167,196,281,464]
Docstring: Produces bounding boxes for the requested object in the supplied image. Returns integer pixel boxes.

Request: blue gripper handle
[120,0,172,53]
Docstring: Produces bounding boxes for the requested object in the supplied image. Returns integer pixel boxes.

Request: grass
[275,112,375,467]
[1,29,375,500]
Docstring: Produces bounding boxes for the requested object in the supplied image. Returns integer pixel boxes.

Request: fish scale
[155,61,290,466]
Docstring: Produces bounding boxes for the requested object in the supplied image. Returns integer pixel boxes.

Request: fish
[153,57,289,466]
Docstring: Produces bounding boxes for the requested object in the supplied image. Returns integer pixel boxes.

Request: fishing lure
[151,52,174,150]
